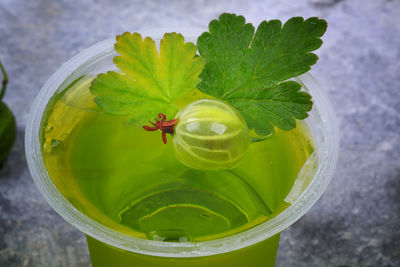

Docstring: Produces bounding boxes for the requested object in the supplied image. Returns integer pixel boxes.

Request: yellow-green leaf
[90,32,205,124]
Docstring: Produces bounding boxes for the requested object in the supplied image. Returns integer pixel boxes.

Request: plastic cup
[25,28,339,266]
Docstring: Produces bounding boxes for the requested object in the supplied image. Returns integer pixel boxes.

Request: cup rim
[25,27,340,257]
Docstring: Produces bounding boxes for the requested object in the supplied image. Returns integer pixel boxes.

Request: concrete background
[0,0,399,266]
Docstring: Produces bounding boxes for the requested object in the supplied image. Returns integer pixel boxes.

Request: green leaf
[90,32,205,124]
[197,14,255,98]
[197,13,326,136]
[227,81,312,137]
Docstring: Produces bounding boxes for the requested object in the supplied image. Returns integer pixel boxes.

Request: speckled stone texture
[0,0,399,266]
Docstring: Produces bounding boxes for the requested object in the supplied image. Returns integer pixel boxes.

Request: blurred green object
[0,61,16,165]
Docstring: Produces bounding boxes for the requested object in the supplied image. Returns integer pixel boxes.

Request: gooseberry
[0,61,16,166]
[0,102,16,164]
[173,99,250,170]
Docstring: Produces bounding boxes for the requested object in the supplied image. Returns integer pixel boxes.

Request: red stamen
[162,132,167,144]
[142,113,178,144]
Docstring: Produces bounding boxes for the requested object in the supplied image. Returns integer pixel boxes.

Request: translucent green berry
[173,99,250,170]
[0,102,16,165]
[0,62,16,166]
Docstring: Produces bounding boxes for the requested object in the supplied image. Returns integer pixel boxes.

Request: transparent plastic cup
[25,28,339,266]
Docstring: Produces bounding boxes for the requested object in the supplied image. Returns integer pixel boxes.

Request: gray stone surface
[0,0,399,266]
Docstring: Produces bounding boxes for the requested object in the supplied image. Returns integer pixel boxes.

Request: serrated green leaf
[197,14,255,98]
[90,32,205,124]
[197,13,326,136]
[239,17,325,91]
[227,81,312,137]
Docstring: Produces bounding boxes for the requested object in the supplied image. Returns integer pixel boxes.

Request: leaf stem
[0,61,8,101]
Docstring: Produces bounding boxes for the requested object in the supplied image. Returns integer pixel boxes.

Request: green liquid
[41,76,313,265]
[86,234,281,267]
